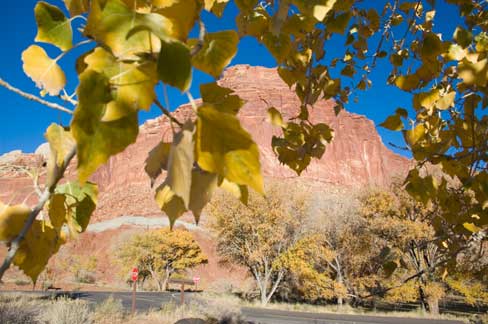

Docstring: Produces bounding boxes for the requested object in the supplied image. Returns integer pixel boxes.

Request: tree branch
[154,99,183,127]
[0,146,77,281]
[0,78,74,115]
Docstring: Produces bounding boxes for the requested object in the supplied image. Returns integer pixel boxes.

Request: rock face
[1,65,410,220]
[0,65,411,289]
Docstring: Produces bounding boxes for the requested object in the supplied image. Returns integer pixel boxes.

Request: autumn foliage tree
[0,0,485,288]
[209,185,308,305]
[115,229,207,291]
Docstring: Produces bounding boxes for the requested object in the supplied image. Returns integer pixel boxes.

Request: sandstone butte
[0,65,412,289]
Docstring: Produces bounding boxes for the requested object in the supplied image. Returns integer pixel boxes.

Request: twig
[154,99,183,127]
[0,78,73,115]
[0,147,77,281]
[190,20,206,57]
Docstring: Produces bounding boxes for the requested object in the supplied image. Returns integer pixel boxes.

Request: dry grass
[41,297,92,324]
[241,299,474,323]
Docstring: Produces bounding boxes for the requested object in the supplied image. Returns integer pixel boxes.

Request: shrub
[14,279,30,286]
[75,270,96,284]
[41,297,92,324]
[93,296,125,324]
[0,302,38,324]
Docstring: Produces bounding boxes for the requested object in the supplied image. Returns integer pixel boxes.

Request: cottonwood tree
[115,228,207,291]
[209,185,308,305]
[0,0,486,285]
[360,185,456,314]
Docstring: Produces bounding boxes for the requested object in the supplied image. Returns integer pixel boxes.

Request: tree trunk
[427,297,440,315]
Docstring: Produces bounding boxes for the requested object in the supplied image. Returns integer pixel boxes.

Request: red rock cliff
[1,65,410,220]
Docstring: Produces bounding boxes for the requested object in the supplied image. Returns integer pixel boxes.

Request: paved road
[0,291,464,324]
[241,307,463,324]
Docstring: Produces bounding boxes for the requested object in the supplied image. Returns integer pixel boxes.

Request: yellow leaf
[45,123,75,167]
[48,194,67,231]
[267,107,287,128]
[13,221,65,283]
[35,2,72,51]
[22,45,66,96]
[196,104,264,194]
[155,184,186,228]
[188,170,218,224]
[413,89,440,113]
[313,2,335,21]
[85,0,170,59]
[380,114,403,131]
[155,0,202,41]
[0,204,31,242]
[219,178,249,205]
[165,122,195,209]
[436,92,456,110]
[144,141,171,186]
[200,82,245,115]
[63,0,89,16]
[191,30,239,78]
[84,47,157,121]
[463,222,481,233]
[403,123,425,146]
[72,70,139,183]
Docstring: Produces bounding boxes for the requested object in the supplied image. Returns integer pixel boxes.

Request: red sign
[131,267,139,282]
[193,276,200,284]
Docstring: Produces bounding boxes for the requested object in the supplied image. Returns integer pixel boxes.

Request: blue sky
[0,1,461,157]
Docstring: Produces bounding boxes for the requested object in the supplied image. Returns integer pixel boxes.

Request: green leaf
[196,104,264,194]
[144,141,171,186]
[22,45,66,96]
[165,122,195,209]
[71,70,139,183]
[35,2,72,51]
[157,40,192,92]
[191,30,239,78]
[200,82,245,114]
[84,47,157,121]
[55,181,98,236]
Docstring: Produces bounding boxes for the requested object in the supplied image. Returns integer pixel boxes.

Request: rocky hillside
[1,65,410,221]
[0,65,412,288]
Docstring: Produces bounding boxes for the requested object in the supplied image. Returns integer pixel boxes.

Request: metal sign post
[193,276,200,290]
[131,267,138,315]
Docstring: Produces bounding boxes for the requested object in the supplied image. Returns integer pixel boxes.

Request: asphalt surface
[0,291,464,324]
[241,307,464,324]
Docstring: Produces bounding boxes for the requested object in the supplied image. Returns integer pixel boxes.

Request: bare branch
[154,99,183,127]
[0,78,73,115]
[0,146,77,281]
